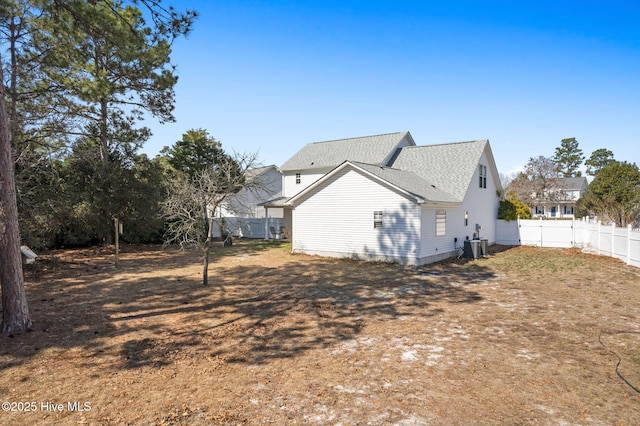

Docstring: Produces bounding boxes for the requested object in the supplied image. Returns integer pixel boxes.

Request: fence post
[628,224,633,265]
[539,216,543,247]
[582,216,591,248]
[611,222,616,257]
[597,220,601,255]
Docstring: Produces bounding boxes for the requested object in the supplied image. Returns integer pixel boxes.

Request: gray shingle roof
[352,162,458,203]
[389,140,489,202]
[280,131,414,171]
[558,177,588,190]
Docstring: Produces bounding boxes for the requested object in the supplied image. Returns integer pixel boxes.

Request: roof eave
[288,161,426,206]
[419,200,460,208]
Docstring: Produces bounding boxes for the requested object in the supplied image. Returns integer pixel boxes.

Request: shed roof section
[280,131,415,171]
[389,140,489,202]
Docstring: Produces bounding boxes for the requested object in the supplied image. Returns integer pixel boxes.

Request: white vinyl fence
[211,217,284,239]
[496,217,640,268]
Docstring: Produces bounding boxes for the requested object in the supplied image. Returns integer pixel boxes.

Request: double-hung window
[373,211,383,228]
[479,165,487,189]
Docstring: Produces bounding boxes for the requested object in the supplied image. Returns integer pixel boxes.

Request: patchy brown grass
[1,240,639,425]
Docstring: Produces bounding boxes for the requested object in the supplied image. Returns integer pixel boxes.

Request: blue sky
[143,0,640,175]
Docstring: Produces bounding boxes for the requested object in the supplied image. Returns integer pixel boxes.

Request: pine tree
[0,0,195,334]
[585,148,615,177]
[553,138,585,177]
[581,161,640,227]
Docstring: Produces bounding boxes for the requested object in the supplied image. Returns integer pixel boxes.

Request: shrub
[499,198,532,221]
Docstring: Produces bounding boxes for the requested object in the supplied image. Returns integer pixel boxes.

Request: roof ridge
[400,139,488,149]
[309,131,408,145]
[349,160,402,170]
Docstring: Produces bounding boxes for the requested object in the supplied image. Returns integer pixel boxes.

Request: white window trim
[374,211,383,228]
[436,210,446,236]
[479,165,487,189]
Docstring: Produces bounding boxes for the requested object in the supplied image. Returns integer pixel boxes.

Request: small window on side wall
[374,211,383,228]
[295,173,301,184]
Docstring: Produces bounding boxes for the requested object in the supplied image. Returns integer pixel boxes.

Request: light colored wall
[418,148,500,261]
[282,169,331,198]
[221,167,283,218]
[292,168,421,263]
[418,207,456,263]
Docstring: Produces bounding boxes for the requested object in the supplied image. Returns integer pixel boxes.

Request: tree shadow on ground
[0,240,495,370]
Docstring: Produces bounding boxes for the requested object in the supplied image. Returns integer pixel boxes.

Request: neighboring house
[263,131,502,265]
[214,165,283,238]
[531,177,588,219]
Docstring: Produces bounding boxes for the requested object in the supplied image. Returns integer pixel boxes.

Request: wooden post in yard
[114,217,119,268]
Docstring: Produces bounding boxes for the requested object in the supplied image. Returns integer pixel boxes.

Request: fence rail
[496,217,640,268]
[211,217,284,239]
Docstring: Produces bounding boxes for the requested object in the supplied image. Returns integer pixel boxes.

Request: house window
[436,210,446,236]
[535,206,545,215]
[295,173,301,184]
[464,211,469,226]
[373,211,383,228]
[479,165,487,189]
[564,205,574,215]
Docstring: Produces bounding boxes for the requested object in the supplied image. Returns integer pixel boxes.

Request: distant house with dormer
[531,177,588,218]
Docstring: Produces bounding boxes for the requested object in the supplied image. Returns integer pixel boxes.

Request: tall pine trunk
[99,97,113,245]
[0,57,31,333]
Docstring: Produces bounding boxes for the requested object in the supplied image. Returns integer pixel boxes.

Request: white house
[531,177,588,219]
[264,132,502,265]
[215,165,283,238]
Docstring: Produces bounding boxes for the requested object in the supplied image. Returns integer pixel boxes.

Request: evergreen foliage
[580,161,640,227]
[585,148,615,177]
[553,138,584,177]
[1,0,195,247]
[498,198,532,221]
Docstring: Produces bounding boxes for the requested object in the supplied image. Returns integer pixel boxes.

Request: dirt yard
[1,240,639,425]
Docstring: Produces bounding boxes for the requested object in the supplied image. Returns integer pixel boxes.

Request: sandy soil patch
[1,241,639,424]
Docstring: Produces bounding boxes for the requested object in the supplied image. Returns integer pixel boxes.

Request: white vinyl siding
[453,150,498,243]
[420,207,453,259]
[292,168,420,263]
[419,149,499,261]
[282,170,330,197]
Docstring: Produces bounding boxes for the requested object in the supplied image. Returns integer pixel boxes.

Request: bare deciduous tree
[161,152,263,285]
[506,156,566,209]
